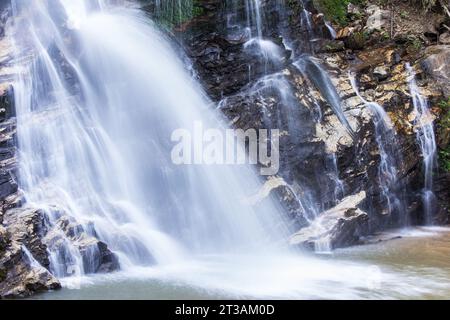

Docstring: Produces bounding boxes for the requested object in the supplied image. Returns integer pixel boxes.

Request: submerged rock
[290,192,369,250]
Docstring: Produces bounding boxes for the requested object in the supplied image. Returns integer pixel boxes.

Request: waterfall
[153,0,194,27]
[294,57,355,139]
[221,0,356,252]
[406,63,438,224]
[9,0,292,278]
[350,74,406,224]
[325,21,337,39]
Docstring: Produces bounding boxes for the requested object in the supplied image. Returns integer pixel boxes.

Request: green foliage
[314,0,350,25]
[346,31,367,49]
[441,149,450,172]
[314,0,366,26]
[438,98,450,172]
[146,0,204,29]
[400,10,409,19]
[0,268,7,282]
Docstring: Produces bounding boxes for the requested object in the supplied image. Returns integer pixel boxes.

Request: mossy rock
[345,32,366,50]
[438,98,450,172]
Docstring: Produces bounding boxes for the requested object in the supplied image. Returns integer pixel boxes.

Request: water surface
[33,227,450,300]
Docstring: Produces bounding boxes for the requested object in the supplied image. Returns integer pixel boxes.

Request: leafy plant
[314,0,351,25]
[144,0,204,29]
[400,11,409,19]
[438,98,450,172]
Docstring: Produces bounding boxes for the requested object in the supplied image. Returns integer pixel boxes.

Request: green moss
[314,0,350,25]
[345,31,367,49]
[141,0,204,29]
[438,98,450,172]
[314,0,366,26]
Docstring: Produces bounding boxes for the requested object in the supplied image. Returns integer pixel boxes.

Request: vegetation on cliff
[314,0,364,25]
[139,0,204,29]
[438,98,450,172]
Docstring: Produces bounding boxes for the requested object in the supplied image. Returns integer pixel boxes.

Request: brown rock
[439,32,450,45]
[290,192,370,250]
[421,45,450,97]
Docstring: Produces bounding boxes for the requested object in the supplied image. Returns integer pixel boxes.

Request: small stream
[33,227,450,300]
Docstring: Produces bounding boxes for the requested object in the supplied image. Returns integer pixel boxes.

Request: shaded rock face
[0,6,62,299]
[176,0,449,238]
[168,0,293,101]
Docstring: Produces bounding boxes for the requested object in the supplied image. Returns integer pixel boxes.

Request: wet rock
[85,240,120,274]
[44,214,120,274]
[0,243,60,299]
[373,66,390,81]
[317,39,345,53]
[1,207,119,298]
[290,192,369,250]
[421,45,450,97]
[0,224,60,299]
[433,173,450,224]
[3,209,51,269]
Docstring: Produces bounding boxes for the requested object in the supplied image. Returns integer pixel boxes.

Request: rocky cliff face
[1,0,450,298]
[0,5,119,298]
[166,0,450,247]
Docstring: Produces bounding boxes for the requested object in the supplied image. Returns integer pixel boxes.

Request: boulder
[439,32,450,45]
[347,3,362,16]
[365,6,391,32]
[373,66,390,81]
[421,45,450,97]
[336,27,355,40]
[43,215,120,274]
[1,207,119,298]
[3,209,51,268]
[0,243,60,299]
[290,192,369,250]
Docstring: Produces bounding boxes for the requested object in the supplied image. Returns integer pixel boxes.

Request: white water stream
[406,63,438,223]
[5,0,446,300]
[9,0,291,277]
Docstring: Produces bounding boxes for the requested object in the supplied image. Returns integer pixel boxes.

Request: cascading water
[220,0,357,253]
[406,63,438,224]
[349,74,406,224]
[294,57,355,139]
[9,0,292,278]
[324,21,337,39]
[1,0,448,300]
